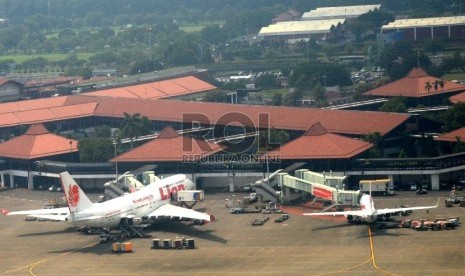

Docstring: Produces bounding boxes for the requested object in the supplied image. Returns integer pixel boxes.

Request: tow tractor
[445,189,464,207]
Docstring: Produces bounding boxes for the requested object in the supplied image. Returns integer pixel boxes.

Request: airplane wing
[28,214,68,221]
[303,209,367,217]
[147,204,215,222]
[375,198,439,216]
[1,207,69,216]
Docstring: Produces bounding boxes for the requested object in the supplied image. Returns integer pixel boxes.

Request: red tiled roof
[0,124,78,159]
[365,67,465,98]
[0,101,97,127]
[111,126,222,162]
[0,79,410,137]
[434,127,465,142]
[87,97,409,135]
[85,76,216,99]
[265,123,372,159]
[449,92,465,103]
[0,78,9,86]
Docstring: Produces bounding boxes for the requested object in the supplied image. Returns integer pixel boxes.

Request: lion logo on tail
[67,184,80,207]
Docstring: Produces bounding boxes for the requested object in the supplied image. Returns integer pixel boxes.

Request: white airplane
[304,194,438,223]
[1,172,214,230]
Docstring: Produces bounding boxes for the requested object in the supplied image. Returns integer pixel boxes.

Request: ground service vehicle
[359,179,395,195]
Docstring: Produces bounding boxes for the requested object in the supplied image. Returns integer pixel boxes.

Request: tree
[271,93,282,106]
[258,128,290,152]
[119,112,152,148]
[78,138,113,162]
[310,83,327,107]
[200,24,226,45]
[379,97,407,113]
[453,137,465,154]
[255,73,277,89]
[129,60,163,75]
[363,132,383,158]
[283,89,303,107]
[443,103,465,132]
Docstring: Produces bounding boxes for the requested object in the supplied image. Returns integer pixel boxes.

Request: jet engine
[193,219,206,225]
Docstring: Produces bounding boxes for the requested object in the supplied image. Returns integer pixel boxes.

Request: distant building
[0,78,22,102]
[0,19,8,29]
[301,4,381,21]
[382,16,465,41]
[92,69,118,77]
[258,19,346,41]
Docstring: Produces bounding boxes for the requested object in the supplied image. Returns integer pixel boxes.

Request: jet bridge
[103,171,158,201]
[278,169,360,206]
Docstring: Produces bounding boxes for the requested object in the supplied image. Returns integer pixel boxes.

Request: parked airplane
[304,194,438,223]
[1,172,214,231]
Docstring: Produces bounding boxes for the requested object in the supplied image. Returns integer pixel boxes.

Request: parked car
[48,185,62,192]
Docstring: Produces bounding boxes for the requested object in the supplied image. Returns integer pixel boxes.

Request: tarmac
[0,188,464,276]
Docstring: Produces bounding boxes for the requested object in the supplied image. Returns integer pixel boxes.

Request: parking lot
[0,189,464,275]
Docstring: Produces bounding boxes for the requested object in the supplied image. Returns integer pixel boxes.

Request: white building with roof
[382,16,465,41]
[301,4,381,21]
[258,19,346,41]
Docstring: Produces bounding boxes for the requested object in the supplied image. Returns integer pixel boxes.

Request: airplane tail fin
[60,172,94,213]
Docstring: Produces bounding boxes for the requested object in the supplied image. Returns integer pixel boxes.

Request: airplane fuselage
[67,174,193,228]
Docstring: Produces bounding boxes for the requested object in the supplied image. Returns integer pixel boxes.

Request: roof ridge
[304,122,327,136]
[157,126,179,139]
[25,123,49,135]
[406,67,428,78]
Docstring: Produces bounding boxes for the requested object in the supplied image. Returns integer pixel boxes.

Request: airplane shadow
[311,221,412,238]
[311,222,360,231]
[18,227,78,237]
[356,223,412,238]
[48,242,110,255]
[149,221,227,244]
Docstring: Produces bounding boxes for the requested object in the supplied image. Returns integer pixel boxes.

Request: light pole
[69,140,73,163]
[146,27,152,61]
[114,141,118,181]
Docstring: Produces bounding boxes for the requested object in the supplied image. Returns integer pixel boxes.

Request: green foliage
[442,51,465,73]
[78,137,114,162]
[290,61,352,90]
[379,42,431,80]
[271,93,282,106]
[443,103,465,132]
[129,60,163,75]
[311,83,326,102]
[255,73,278,89]
[363,132,383,158]
[119,113,152,148]
[424,40,446,55]
[94,125,112,138]
[283,89,303,107]
[258,128,290,152]
[200,25,226,45]
[204,91,228,103]
[453,137,465,154]
[379,97,407,113]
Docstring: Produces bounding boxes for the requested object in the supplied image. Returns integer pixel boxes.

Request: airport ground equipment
[252,169,283,203]
[359,179,395,195]
[445,189,464,207]
[251,216,269,226]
